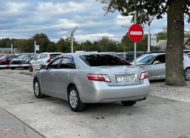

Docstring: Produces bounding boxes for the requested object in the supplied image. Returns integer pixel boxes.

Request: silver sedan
[134,53,190,81]
[33,53,150,112]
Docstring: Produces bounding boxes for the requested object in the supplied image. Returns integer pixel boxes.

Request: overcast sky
[0,0,190,42]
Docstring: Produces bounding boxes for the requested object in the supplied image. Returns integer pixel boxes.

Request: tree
[56,38,71,53]
[32,33,51,52]
[99,0,190,86]
[122,33,148,52]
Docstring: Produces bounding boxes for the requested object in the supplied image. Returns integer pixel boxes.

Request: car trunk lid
[90,65,143,86]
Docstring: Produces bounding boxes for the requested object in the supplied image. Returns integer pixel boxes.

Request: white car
[29,52,62,71]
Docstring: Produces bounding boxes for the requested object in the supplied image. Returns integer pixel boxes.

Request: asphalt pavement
[0,70,190,138]
[0,106,44,138]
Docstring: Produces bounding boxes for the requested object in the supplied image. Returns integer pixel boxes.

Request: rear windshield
[50,54,61,59]
[80,54,130,66]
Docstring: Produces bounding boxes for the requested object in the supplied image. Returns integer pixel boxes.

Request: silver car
[134,53,190,80]
[33,53,150,112]
[30,52,62,71]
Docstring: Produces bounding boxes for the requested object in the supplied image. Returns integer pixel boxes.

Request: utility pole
[70,26,78,53]
[34,41,36,53]
[134,11,137,66]
[148,18,154,52]
[11,44,13,54]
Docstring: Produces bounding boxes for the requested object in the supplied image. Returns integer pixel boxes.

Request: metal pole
[148,24,151,52]
[134,11,137,66]
[71,35,74,53]
[11,44,13,54]
[70,26,78,53]
[34,41,36,53]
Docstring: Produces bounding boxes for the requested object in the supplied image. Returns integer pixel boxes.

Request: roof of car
[143,52,165,56]
[56,52,120,58]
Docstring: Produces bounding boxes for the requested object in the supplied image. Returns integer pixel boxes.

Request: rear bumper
[79,79,150,103]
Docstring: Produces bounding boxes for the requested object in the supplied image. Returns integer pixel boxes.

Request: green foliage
[121,33,148,51]
[157,31,167,41]
[99,0,190,24]
[32,33,52,52]
[0,38,12,48]
[56,38,71,52]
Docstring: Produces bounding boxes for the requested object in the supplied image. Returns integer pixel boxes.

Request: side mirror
[153,60,160,64]
[40,64,47,70]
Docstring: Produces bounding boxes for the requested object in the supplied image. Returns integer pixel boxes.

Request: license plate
[116,74,135,82]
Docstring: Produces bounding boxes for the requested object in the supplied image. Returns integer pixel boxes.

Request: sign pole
[148,24,151,52]
[128,14,144,65]
[34,41,36,54]
[134,11,137,66]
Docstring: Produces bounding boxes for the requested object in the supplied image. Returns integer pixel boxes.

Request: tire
[185,68,190,81]
[11,67,15,70]
[121,101,136,106]
[68,86,85,112]
[33,79,44,98]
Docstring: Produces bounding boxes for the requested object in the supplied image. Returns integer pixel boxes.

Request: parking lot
[0,70,190,138]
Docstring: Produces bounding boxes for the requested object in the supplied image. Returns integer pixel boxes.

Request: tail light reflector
[140,72,149,80]
[87,74,111,82]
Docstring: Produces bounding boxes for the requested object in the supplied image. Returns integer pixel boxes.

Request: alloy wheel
[34,81,40,96]
[69,90,78,109]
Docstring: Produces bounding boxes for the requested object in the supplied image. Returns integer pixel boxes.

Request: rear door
[53,56,76,99]
[40,57,63,96]
[146,54,165,80]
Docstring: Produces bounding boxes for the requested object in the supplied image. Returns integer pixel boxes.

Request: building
[0,48,17,54]
[156,38,190,50]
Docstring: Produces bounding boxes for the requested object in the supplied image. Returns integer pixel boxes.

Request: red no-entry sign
[128,24,144,42]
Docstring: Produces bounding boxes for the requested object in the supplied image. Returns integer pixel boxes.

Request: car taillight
[87,74,111,82]
[140,72,149,80]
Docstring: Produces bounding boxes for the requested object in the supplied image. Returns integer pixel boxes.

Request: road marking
[130,31,143,35]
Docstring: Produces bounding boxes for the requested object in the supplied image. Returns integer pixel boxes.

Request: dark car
[0,54,18,65]
[116,51,145,62]
[10,54,35,69]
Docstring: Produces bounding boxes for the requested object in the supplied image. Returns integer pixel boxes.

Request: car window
[80,54,130,66]
[0,55,8,58]
[39,54,44,59]
[48,58,62,69]
[126,53,134,62]
[136,54,155,64]
[50,54,61,59]
[153,55,165,64]
[59,56,76,69]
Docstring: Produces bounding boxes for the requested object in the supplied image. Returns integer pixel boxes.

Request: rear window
[50,54,61,59]
[80,54,130,66]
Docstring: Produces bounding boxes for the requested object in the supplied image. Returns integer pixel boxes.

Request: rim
[34,82,39,96]
[69,90,78,108]
[185,69,190,80]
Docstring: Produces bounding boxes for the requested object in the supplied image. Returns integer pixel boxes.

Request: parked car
[30,52,62,71]
[134,53,190,81]
[183,49,190,54]
[116,51,144,62]
[0,54,19,65]
[33,53,150,112]
[10,53,35,69]
[28,54,40,72]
